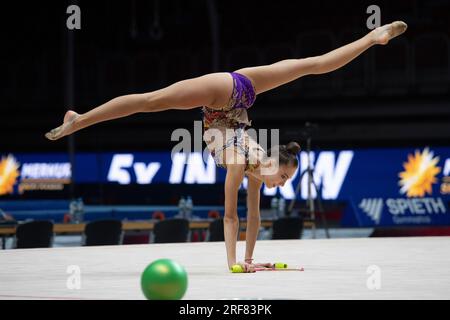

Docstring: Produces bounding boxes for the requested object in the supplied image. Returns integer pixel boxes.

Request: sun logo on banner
[0,154,20,196]
[399,148,441,198]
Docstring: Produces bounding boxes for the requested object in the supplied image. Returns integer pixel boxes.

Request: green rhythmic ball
[141,259,188,300]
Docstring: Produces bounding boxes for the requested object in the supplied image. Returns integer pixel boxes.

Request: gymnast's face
[262,162,297,189]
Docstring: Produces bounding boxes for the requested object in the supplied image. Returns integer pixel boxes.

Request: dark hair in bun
[285,141,301,155]
[267,141,301,168]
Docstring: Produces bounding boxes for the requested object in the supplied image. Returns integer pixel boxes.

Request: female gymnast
[46,21,407,272]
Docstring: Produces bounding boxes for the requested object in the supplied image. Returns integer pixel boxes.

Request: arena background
[0,0,449,301]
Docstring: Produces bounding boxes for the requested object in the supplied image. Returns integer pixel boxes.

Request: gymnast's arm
[223,163,245,269]
[244,175,263,263]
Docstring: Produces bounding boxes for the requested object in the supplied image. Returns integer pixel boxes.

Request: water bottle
[278,197,286,217]
[77,198,85,223]
[271,197,279,218]
[185,196,193,219]
[69,199,77,223]
[71,198,82,224]
[178,196,186,218]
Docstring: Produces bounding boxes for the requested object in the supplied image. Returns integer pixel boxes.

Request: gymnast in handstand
[46,21,407,272]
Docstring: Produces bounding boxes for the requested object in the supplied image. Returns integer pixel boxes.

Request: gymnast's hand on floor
[251,262,274,268]
[245,258,273,269]
[235,262,256,273]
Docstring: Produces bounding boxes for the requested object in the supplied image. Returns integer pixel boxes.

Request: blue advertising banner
[1,147,449,226]
[338,147,450,227]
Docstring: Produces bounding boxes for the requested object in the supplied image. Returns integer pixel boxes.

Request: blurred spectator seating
[153,218,189,243]
[83,219,123,246]
[14,220,54,249]
[271,216,303,240]
[206,218,224,241]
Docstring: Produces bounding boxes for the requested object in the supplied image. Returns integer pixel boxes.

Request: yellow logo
[399,148,441,198]
[0,154,20,196]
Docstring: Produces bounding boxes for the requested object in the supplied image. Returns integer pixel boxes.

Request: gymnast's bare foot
[371,21,408,45]
[45,110,79,141]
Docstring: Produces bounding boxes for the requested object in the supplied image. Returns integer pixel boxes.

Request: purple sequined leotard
[202,72,256,129]
[202,72,266,172]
